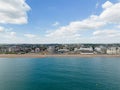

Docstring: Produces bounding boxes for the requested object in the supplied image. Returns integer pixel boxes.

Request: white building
[74,47,94,54]
[58,49,69,53]
[117,47,120,54]
[8,46,19,52]
[31,50,35,53]
[47,46,55,54]
[74,48,80,52]
[79,47,93,51]
[74,48,81,54]
[107,47,117,54]
[35,48,40,53]
[94,46,106,54]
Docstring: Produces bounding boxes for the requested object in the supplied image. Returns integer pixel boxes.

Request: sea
[0,57,120,90]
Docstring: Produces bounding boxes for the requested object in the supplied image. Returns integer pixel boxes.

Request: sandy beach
[0,54,45,58]
[0,54,120,58]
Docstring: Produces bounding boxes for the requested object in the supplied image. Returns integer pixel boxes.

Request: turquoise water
[0,57,120,90]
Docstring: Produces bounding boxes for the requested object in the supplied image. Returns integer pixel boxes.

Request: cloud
[45,1,120,43]
[24,34,36,38]
[0,26,17,41]
[116,25,120,29]
[0,0,30,24]
[0,26,5,32]
[52,22,60,26]
[100,1,120,23]
[91,30,120,43]
[102,1,113,9]
[10,32,16,36]
[0,0,31,43]
[93,30,120,37]
[46,15,106,38]
[0,1,120,44]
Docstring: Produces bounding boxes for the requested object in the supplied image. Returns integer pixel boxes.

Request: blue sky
[0,0,120,44]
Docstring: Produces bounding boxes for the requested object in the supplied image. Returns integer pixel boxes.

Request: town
[0,44,120,55]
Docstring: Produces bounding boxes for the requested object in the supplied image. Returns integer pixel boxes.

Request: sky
[0,0,120,44]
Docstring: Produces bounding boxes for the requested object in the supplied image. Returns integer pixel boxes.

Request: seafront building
[107,47,120,55]
[0,44,119,55]
[58,49,69,54]
[94,46,107,54]
[79,47,94,54]
[74,47,94,54]
[35,48,40,53]
[117,47,120,54]
[47,46,55,54]
[107,47,116,54]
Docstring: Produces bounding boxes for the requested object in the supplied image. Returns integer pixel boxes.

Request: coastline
[0,54,45,58]
[0,54,120,58]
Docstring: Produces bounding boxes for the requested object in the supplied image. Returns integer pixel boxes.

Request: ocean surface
[0,57,120,90]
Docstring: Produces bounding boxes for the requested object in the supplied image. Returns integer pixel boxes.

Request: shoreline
[0,54,119,58]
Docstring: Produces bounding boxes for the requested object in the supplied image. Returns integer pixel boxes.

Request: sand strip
[0,54,119,58]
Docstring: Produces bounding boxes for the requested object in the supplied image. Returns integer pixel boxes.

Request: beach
[0,54,120,58]
[0,54,45,58]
